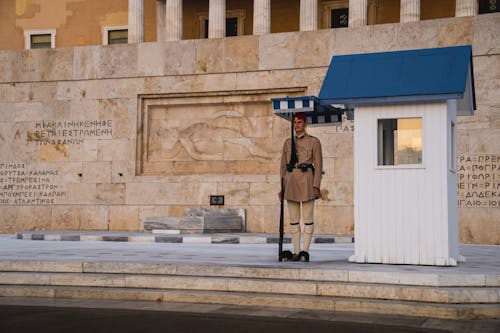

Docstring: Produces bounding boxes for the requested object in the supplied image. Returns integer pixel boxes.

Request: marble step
[1,260,498,288]
[0,285,498,320]
[0,271,498,304]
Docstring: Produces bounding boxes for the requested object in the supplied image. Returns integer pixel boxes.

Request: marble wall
[0,14,498,243]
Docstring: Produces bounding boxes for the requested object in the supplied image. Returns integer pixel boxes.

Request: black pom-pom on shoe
[299,251,309,262]
[282,250,293,261]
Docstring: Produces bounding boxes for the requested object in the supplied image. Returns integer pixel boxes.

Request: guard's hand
[278,191,283,202]
[313,187,321,199]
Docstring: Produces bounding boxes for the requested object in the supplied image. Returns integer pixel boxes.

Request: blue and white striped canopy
[271,96,343,126]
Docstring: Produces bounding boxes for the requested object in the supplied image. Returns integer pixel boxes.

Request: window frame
[24,29,56,50]
[196,9,246,38]
[102,25,129,45]
[321,0,350,29]
[376,116,425,169]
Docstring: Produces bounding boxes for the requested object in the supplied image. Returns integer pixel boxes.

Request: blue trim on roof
[318,45,476,109]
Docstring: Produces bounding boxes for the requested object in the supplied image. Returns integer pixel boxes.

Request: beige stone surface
[96,183,125,205]
[18,206,52,231]
[0,260,83,273]
[458,104,490,129]
[293,30,331,68]
[459,207,500,244]
[80,206,109,230]
[97,44,138,79]
[491,104,500,129]
[50,206,80,230]
[0,286,55,298]
[72,46,99,80]
[472,13,500,56]
[165,40,196,75]
[0,50,17,82]
[0,272,50,285]
[468,128,500,154]
[195,38,224,73]
[137,42,165,77]
[49,273,126,287]
[259,32,299,70]
[109,205,140,231]
[436,16,472,47]
[224,35,259,72]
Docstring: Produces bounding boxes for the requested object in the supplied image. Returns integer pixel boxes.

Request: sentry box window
[210,195,224,206]
[378,118,422,166]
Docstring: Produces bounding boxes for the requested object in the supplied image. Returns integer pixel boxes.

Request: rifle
[279,177,284,261]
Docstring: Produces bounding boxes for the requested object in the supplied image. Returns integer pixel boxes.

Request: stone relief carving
[144,103,280,174]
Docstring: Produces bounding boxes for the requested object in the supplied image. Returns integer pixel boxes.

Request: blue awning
[318,45,476,115]
[271,96,343,125]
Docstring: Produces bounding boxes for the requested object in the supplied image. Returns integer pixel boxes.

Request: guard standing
[279,113,323,262]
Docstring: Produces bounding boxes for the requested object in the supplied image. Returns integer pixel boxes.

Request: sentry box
[318,46,475,266]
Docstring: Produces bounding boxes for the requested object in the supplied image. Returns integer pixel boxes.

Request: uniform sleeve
[312,138,323,188]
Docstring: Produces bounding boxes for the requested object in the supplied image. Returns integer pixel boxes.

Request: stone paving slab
[1,234,499,278]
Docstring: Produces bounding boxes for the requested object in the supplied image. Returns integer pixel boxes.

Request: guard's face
[293,118,306,135]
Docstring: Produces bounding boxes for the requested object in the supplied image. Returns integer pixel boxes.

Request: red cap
[293,112,306,121]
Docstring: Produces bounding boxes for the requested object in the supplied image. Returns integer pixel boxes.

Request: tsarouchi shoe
[298,251,309,262]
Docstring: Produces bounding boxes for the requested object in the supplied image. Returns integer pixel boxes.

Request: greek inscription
[28,120,113,145]
[0,163,66,205]
[457,154,500,208]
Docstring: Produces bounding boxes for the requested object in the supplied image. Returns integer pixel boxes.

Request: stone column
[165,0,183,41]
[208,0,225,38]
[128,0,144,43]
[349,0,368,27]
[455,0,477,17]
[157,0,166,43]
[300,0,318,31]
[253,0,271,35]
[400,0,420,23]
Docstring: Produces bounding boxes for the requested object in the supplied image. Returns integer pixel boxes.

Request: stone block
[97,44,138,79]
[165,40,196,75]
[204,215,243,233]
[49,273,125,287]
[472,14,500,56]
[195,38,224,73]
[0,286,54,298]
[0,50,18,82]
[436,16,472,47]
[224,35,259,72]
[143,216,204,232]
[294,30,331,68]
[137,42,165,76]
[259,32,298,70]
[0,272,50,285]
[73,45,99,80]
[109,206,140,231]
[96,183,125,204]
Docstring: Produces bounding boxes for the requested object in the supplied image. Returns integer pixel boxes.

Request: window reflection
[378,117,422,166]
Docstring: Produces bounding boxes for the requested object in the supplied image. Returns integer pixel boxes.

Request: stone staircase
[0,260,498,320]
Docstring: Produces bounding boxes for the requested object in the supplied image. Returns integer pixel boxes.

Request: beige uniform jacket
[280,133,323,202]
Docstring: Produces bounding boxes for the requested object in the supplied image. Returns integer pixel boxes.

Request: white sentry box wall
[350,101,462,266]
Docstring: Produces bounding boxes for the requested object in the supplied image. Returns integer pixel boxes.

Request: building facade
[0,0,498,244]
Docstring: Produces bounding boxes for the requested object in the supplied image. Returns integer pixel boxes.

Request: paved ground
[0,233,499,333]
[0,302,454,333]
[1,234,499,276]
